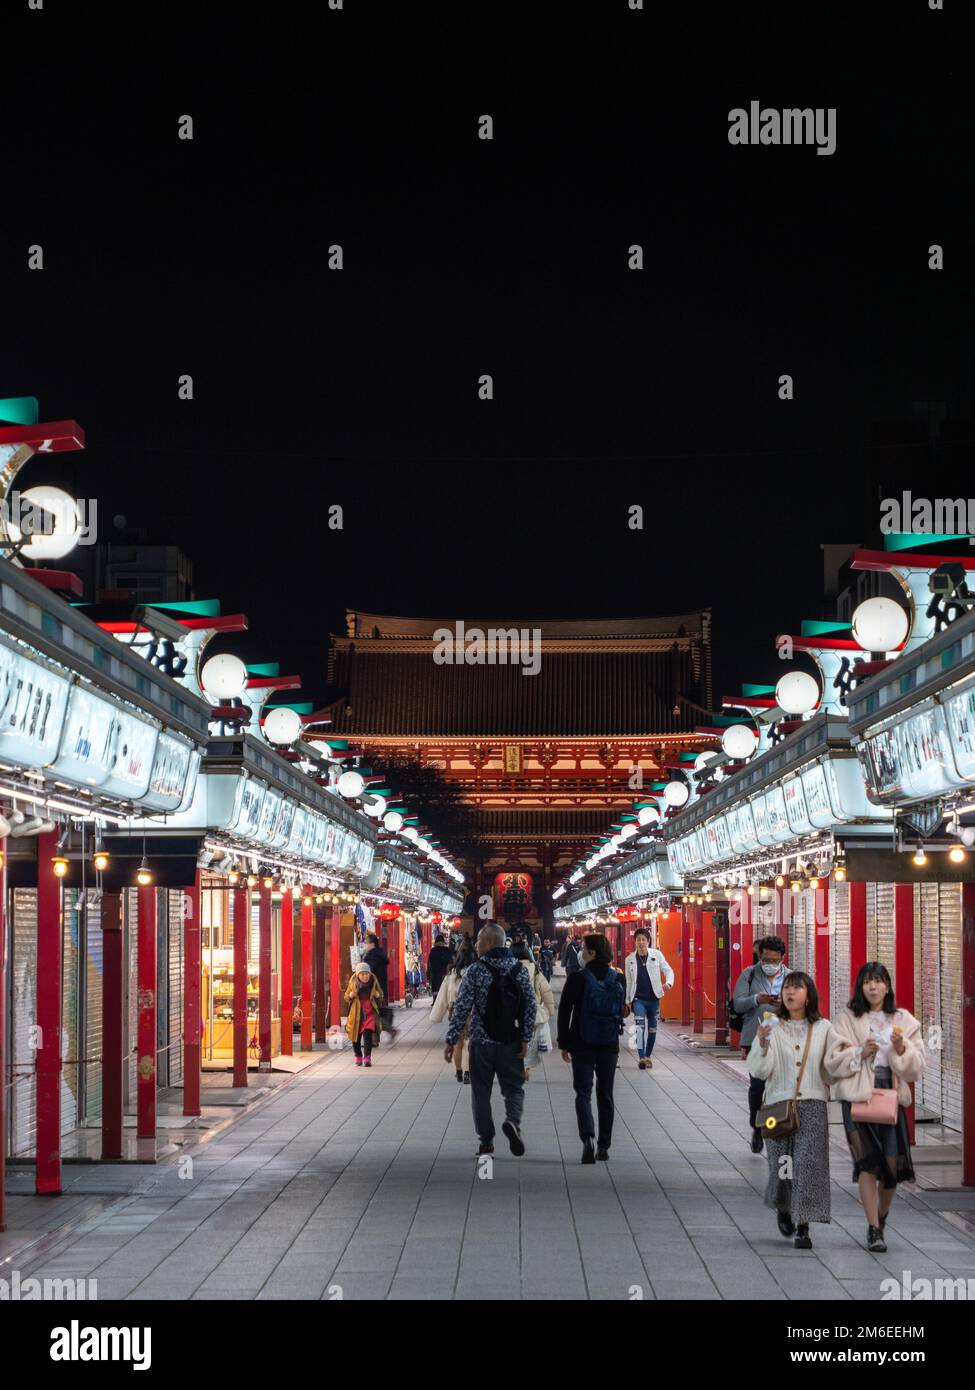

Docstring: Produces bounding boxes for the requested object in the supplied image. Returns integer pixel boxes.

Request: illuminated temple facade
[323,610,713,929]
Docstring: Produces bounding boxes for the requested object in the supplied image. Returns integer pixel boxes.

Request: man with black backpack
[444,922,537,1157]
[557,934,626,1163]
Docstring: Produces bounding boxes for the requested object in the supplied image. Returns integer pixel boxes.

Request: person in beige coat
[824,961,925,1253]
[512,943,555,1077]
[431,939,476,1082]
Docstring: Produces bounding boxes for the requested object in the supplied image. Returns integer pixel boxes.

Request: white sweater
[746,1016,836,1105]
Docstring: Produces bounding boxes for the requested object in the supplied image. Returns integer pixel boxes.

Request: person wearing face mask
[623,926,675,1070]
[825,962,925,1253]
[733,936,788,1153]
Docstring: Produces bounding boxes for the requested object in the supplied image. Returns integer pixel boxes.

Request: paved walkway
[6,982,975,1300]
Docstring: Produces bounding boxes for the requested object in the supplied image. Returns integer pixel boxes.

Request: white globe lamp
[201,652,249,700]
[336,770,365,798]
[775,670,821,716]
[721,724,758,760]
[637,806,660,826]
[383,811,404,832]
[664,780,690,807]
[851,596,909,653]
[7,485,81,561]
[263,706,302,745]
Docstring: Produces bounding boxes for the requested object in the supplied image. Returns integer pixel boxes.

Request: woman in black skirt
[825,962,926,1253]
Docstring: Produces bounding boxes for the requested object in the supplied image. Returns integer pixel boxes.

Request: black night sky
[3,0,972,710]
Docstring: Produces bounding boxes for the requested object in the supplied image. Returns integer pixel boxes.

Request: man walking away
[427,934,453,1002]
[558,935,625,1162]
[363,932,389,1000]
[562,935,583,977]
[444,923,536,1156]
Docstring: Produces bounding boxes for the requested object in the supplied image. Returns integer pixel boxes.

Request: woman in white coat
[824,961,925,1253]
[512,943,555,1078]
[431,939,477,1083]
[747,970,836,1250]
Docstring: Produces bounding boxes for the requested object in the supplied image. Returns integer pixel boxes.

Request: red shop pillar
[775,886,789,959]
[258,880,272,1072]
[850,880,867,983]
[183,873,202,1117]
[280,888,294,1057]
[387,916,399,1004]
[36,831,63,1192]
[233,886,249,1088]
[728,891,744,1049]
[397,916,406,1001]
[680,903,692,1025]
[740,886,754,967]
[315,901,329,1041]
[101,892,124,1160]
[0,849,7,1226]
[137,884,157,1139]
[714,907,729,1046]
[894,884,916,1145]
[813,884,830,1012]
[300,888,313,1050]
[421,918,432,981]
[692,905,705,1035]
[962,882,975,1188]
[329,904,342,1026]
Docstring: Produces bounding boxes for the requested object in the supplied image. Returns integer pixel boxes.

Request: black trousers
[353,1029,375,1059]
[571,1048,617,1147]
[748,1073,766,1127]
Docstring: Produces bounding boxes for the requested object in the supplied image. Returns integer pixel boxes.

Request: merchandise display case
[203,947,281,1060]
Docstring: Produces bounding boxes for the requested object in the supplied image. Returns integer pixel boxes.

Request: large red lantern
[431,912,443,925]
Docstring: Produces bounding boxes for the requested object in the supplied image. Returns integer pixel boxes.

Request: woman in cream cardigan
[824,961,925,1253]
[431,939,477,1082]
[747,970,837,1250]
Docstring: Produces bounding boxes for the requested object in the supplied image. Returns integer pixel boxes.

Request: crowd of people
[344,919,926,1257]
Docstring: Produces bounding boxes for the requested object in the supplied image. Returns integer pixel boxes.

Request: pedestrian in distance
[623,926,675,1070]
[362,931,397,1040]
[562,934,584,977]
[557,934,626,1163]
[427,933,453,1002]
[444,923,536,1157]
[824,961,926,1253]
[431,937,478,1083]
[511,942,555,1078]
[344,964,385,1067]
[733,935,789,1153]
[748,970,836,1250]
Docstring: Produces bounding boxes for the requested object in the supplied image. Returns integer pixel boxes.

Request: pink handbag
[851,1087,900,1125]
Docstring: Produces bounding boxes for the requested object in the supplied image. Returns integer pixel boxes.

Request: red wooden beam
[329,905,342,1026]
[300,888,313,1051]
[280,889,293,1058]
[258,882,273,1071]
[22,568,84,597]
[96,613,249,634]
[851,547,975,574]
[233,887,249,1087]
[246,675,302,691]
[0,418,85,451]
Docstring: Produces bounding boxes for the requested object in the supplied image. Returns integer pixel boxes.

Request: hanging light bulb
[834,863,846,882]
[52,855,69,878]
[746,884,755,896]
[912,844,927,867]
[136,856,153,886]
[949,845,966,864]
[808,876,819,890]
[247,873,257,887]
[228,869,240,885]
[263,874,274,889]
[92,828,109,873]
[775,873,785,888]
[790,878,801,893]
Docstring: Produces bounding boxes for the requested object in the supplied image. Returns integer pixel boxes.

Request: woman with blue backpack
[557,934,626,1163]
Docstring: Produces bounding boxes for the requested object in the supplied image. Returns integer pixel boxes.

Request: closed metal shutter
[125,888,139,1108]
[875,882,896,996]
[830,881,850,1021]
[168,891,183,1088]
[939,883,963,1131]
[85,892,103,1123]
[915,883,942,1119]
[61,891,80,1139]
[806,891,817,981]
[156,890,168,1088]
[864,883,878,964]
[791,892,806,975]
[10,888,38,1156]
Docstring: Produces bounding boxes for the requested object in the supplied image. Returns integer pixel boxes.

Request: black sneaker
[582,1138,596,1164]
[478,1141,494,1156]
[502,1120,525,1156]
[867,1224,887,1253]
[456,1070,464,1083]
[794,1224,812,1250]
[777,1210,795,1238]
[463,1071,471,1084]
[596,1145,610,1161]
[750,1129,764,1154]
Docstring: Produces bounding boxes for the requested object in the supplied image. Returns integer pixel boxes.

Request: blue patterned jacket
[445,948,537,1048]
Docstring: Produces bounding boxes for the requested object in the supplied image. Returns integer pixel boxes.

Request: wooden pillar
[740,886,754,966]
[850,879,867,983]
[893,883,915,1144]
[0,850,7,1226]
[680,903,692,1025]
[136,884,157,1139]
[396,914,405,1001]
[233,886,249,1088]
[962,882,975,1188]
[315,903,329,1040]
[714,907,729,1046]
[813,884,830,1012]
[182,873,202,1116]
[329,904,342,1026]
[692,904,704,1034]
[101,892,124,1159]
[280,889,294,1057]
[300,888,313,1050]
[258,881,272,1072]
[36,830,63,1192]
[728,891,743,1049]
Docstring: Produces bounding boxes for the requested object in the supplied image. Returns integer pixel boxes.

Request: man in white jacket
[624,928,674,1070]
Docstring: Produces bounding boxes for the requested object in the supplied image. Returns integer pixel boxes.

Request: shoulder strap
[793,1022,814,1097]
